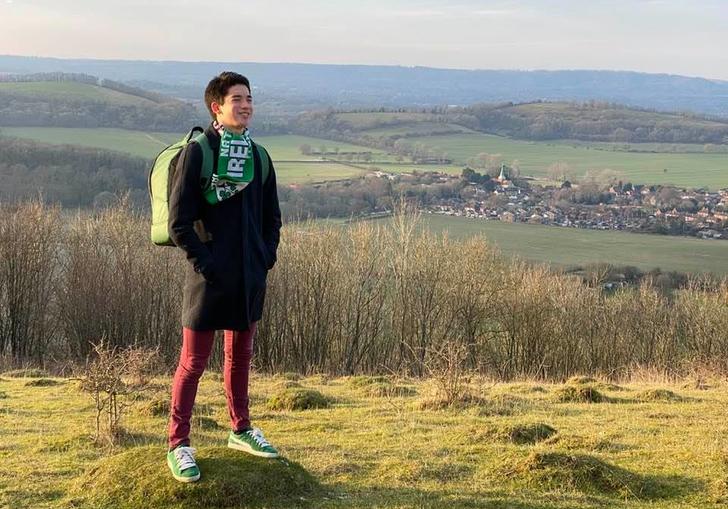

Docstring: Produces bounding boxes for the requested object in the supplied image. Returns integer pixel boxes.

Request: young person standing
[166,72,282,483]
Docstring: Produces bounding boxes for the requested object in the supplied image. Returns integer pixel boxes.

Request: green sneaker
[166,446,201,483]
[228,427,279,458]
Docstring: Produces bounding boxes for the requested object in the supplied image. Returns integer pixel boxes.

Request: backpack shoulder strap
[253,141,270,184]
[192,131,214,190]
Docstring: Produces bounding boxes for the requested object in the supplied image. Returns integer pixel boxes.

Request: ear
[210,100,224,117]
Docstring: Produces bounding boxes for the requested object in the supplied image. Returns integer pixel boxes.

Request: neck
[217,121,244,135]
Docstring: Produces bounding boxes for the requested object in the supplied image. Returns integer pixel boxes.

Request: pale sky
[1,0,726,80]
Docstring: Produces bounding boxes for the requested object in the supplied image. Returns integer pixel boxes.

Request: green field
[399,133,728,189]
[2,372,726,508]
[273,161,363,183]
[359,122,474,136]
[0,127,180,158]
[0,127,387,161]
[4,126,728,188]
[0,81,159,106]
[410,214,728,274]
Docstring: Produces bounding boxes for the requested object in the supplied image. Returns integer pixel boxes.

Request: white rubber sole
[227,440,279,458]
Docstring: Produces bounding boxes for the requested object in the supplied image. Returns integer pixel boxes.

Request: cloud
[385,8,445,17]
[473,9,521,17]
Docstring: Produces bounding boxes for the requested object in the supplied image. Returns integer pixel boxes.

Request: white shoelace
[173,446,197,471]
[247,428,272,448]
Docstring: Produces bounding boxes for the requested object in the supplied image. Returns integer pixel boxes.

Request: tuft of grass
[504,383,547,394]
[279,372,302,381]
[24,378,62,387]
[272,380,303,391]
[139,397,170,417]
[637,389,684,402]
[139,397,215,418]
[3,368,48,378]
[546,434,630,453]
[479,394,532,416]
[417,392,486,411]
[596,382,628,392]
[361,382,417,398]
[516,451,666,499]
[65,446,321,509]
[0,390,7,399]
[346,375,390,388]
[555,385,605,403]
[204,371,224,383]
[567,376,598,385]
[301,374,330,385]
[375,457,473,484]
[484,423,557,445]
[266,388,331,411]
[194,416,222,431]
[36,434,94,453]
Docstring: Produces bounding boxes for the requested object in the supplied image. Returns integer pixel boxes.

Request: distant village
[369,166,728,241]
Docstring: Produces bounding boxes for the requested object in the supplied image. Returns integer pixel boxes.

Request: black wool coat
[168,124,282,331]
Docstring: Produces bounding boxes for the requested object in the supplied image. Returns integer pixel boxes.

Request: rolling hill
[2,55,728,116]
[0,73,202,131]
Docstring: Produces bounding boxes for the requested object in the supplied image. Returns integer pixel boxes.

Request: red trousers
[168,323,256,450]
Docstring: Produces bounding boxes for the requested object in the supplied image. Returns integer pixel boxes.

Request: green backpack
[148,126,270,246]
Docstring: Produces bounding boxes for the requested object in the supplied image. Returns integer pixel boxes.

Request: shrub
[555,385,605,403]
[484,422,557,444]
[266,388,331,411]
[637,389,683,402]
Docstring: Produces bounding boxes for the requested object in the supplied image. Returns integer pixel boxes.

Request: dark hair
[204,72,251,120]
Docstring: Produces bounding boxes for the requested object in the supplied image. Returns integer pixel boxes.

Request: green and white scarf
[204,123,254,204]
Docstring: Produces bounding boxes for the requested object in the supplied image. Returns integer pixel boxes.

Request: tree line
[2,200,726,380]
[290,102,728,146]
[0,73,202,131]
[0,137,149,208]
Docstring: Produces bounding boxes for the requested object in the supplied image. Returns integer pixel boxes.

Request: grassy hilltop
[1,371,726,509]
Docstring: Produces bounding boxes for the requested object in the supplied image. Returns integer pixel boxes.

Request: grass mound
[637,389,683,402]
[24,378,62,387]
[302,374,329,385]
[278,372,302,381]
[346,375,389,388]
[546,434,630,453]
[194,416,222,430]
[140,397,170,417]
[555,385,605,403]
[516,451,661,498]
[362,382,417,398]
[485,423,557,445]
[567,376,598,385]
[267,388,331,411]
[139,398,214,417]
[596,382,627,392]
[65,446,321,509]
[3,368,48,378]
[417,392,486,411]
[504,383,547,394]
[272,380,302,391]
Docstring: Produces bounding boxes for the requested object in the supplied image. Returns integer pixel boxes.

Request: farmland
[407,214,728,274]
[5,126,728,188]
[0,81,161,106]
[392,133,728,189]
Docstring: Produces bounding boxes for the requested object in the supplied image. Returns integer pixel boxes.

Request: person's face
[211,84,253,132]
